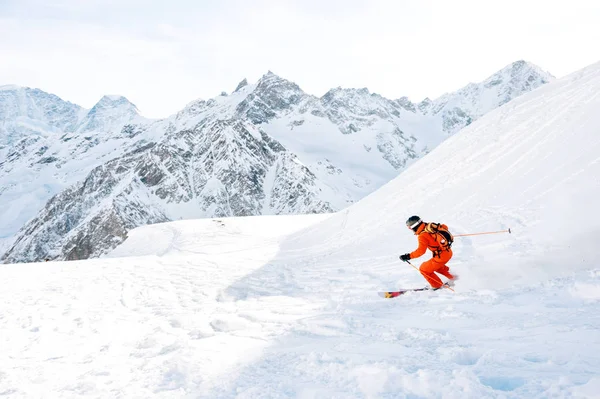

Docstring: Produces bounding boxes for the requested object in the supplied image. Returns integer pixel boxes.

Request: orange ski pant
[419,249,454,289]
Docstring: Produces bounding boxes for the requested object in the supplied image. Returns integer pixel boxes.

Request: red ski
[379,282,453,298]
[378,287,431,298]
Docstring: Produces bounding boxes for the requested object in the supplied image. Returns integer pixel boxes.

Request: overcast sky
[1,0,599,118]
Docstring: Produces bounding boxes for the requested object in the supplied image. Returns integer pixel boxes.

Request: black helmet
[406,215,422,230]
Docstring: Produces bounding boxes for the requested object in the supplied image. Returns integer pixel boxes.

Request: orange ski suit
[409,223,454,289]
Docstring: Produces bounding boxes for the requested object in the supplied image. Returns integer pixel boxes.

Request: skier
[399,215,457,290]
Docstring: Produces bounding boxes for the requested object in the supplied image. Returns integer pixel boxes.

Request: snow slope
[0,60,598,398]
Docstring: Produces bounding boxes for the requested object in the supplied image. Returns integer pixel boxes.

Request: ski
[378,287,431,298]
[379,282,453,298]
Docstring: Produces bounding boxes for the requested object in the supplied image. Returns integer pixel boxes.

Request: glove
[399,253,411,262]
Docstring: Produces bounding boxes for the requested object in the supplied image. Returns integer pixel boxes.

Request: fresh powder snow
[0,61,599,398]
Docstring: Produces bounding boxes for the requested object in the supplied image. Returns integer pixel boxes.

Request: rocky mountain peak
[423,60,554,134]
[235,72,307,124]
[90,95,139,114]
[0,85,83,141]
[396,96,417,112]
[234,78,248,92]
[318,87,403,134]
[417,97,432,113]
[321,87,372,104]
[77,95,141,133]
[255,71,302,92]
[483,60,554,90]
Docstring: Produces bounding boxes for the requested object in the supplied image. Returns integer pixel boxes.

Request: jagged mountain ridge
[0,86,144,143]
[2,119,334,262]
[423,60,554,133]
[0,85,83,152]
[0,60,554,261]
[0,86,152,244]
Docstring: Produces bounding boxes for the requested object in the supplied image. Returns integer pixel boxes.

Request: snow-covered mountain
[0,85,84,144]
[0,86,151,250]
[2,119,333,262]
[420,60,553,133]
[0,60,553,262]
[0,59,597,398]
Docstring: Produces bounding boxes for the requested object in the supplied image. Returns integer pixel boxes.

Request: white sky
[1,0,599,118]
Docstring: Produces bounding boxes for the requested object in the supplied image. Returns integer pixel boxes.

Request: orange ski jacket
[409,222,451,259]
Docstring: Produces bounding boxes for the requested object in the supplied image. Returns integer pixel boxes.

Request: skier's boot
[446,274,459,287]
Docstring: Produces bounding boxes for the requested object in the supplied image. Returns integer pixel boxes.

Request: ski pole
[454,228,511,237]
[406,260,455,292]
